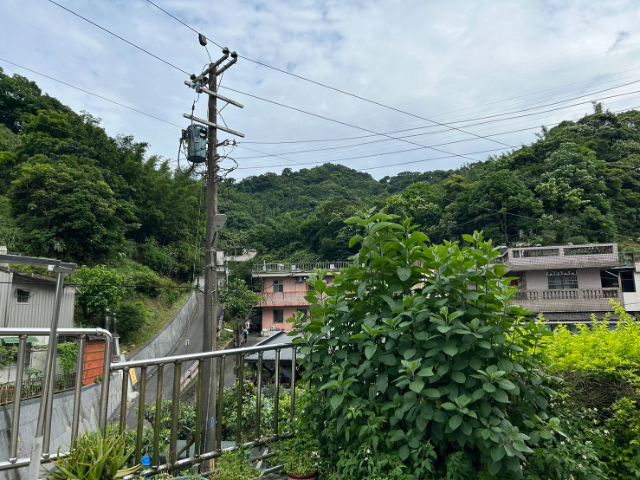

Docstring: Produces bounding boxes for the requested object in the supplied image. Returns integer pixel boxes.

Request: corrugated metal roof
[245,331,300,362]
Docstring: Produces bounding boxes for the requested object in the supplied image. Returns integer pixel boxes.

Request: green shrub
[44,426,140,480]
[58,342,78,374]
[596,398,640,479]
[117,301,147,343]
[292,211,559,479]
[214,449,260,480]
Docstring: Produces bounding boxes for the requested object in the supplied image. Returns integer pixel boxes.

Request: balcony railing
[253,261,350,274]
[497,244,619,270]
[0,371,77,406]
[0,327,295,478]
[258,291,310,306]
[514,288,620,301]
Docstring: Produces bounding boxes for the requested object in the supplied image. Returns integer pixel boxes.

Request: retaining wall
[129,291,198,362]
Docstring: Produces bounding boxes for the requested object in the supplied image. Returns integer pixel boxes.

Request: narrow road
[125,294,263,426]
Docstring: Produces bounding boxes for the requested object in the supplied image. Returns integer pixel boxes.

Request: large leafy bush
[292,211,558,479]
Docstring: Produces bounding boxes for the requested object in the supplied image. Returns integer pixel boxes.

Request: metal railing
[0,327,296,477]
[110,341,297,477]
[0,371,77,406]
[252,261,350,274]
[0,328,112,472]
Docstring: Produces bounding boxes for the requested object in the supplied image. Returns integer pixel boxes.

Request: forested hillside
[2,67,640,273]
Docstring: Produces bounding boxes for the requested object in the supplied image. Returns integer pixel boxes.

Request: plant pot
[287,472,317,480]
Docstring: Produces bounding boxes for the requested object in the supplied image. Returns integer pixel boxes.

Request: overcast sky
[2,0,640,180]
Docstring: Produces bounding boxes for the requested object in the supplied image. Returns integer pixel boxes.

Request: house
[251,262,349,333]
[497,243,625,323]
[0,265,76,337]
[615,251,640,316]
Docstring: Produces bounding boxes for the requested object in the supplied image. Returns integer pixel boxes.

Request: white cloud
[1,0,640,179]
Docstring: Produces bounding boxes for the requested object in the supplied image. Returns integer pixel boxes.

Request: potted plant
[44,426,140,479]
[275,436,320,480]
[214,449,263,480]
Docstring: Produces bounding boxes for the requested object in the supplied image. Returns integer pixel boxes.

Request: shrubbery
[293,212,561,479]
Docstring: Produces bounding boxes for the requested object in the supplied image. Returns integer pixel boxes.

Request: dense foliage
[292,212,560,479]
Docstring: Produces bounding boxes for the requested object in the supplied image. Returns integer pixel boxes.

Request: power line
[46,0,190,76]
[44,2,505,166]
[0,58,182,128]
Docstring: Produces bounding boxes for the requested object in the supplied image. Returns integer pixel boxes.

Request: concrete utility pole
[185,44,244,459]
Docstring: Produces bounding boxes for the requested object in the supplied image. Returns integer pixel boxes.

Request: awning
[1,336,39,344]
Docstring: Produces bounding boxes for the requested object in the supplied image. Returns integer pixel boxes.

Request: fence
[0,371,76,406]
[0,328,112,473]
[0,327,295,478]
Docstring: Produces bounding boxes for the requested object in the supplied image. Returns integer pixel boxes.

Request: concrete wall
[129,291,197,362]
[0,372,123,480]
[261,306,308,331]
[523,268,603,290]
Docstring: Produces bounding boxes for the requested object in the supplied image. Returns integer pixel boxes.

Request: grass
[119,290,191,355]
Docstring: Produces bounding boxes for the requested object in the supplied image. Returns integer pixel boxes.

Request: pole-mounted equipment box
[184,124,208,163]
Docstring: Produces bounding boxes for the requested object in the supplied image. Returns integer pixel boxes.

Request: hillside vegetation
[3,67,640,272]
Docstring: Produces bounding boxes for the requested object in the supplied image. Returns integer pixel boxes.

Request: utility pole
[184,43,244,461]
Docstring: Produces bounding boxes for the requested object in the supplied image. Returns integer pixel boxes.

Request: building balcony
[252,261,350,276]
[513,288,620,313]
[497,244,619,271]
[258,291,311,307]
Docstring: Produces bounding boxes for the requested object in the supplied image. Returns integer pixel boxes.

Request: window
[16,289,31,304]
[621,271,636,293]
[296,308,308,317]
[547,270,578,290]
[509,272,526,290]
[273,280,283,293]
[273,309,284,323]
[600,270,619,289]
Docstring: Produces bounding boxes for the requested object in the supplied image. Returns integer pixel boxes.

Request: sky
[2,0,640,180]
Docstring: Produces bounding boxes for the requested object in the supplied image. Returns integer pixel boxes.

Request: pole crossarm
[184,81,244,108]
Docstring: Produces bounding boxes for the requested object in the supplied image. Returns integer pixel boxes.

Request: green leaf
[497,379,516,391]
[441,402,457,411]
[399,444,410,461]
[462,234,475,243]
[483,382,496,393]
[376,374,389,393]
[491,389,509,403]
[424,388,441,399]
[452,372,466,383]
[330,394,345,410]
[403,348,417,360]
[443,344,458,356]
[409,379,425,393]
[397,267,412,281]
[417,367,434,377]
[365,344,377,359]
[449,415,463,431]
[512,440,533,453]
[379,354,396,366]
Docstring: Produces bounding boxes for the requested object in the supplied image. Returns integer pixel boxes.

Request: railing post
[71,335,86,448]
[119,367,129,433]
[153,364,164,468]
[255,352,263,439]
[273,349,280,435]
[216,356,225,451]
[169,361,182,472]
[235,354,244,445]
[9,335,28,462]
[136,366,147,465]
[290,347,296,424]
[98,331,113,435]
[194,360,203,460]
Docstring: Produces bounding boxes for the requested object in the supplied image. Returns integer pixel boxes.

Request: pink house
[252,262,349,332]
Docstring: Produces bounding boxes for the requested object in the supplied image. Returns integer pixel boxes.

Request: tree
[74,265,127,325]
[9,155,132,261]
[219,279,263,348]
[292,211,557,479]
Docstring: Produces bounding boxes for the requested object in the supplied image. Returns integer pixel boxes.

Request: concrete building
[616,251,640,315]
[252,262,349,333]
[497,243,623,322]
